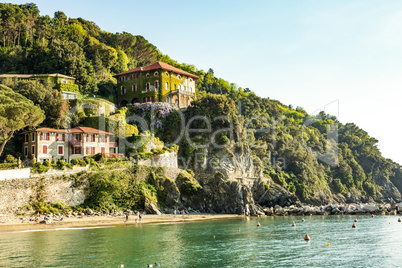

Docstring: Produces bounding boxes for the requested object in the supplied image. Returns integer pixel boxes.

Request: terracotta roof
[0,73,76,80]
[21,127,113,135]
[69,127,113,135]
[114,61,199,79]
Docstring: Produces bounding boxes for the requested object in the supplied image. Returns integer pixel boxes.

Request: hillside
[1,2,402,206]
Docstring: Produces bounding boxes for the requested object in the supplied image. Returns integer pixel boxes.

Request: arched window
[146,83,150,90]
[121,86,126,95]
[165,82,168,90]
[155,81,159,89]
[132,84,136,92]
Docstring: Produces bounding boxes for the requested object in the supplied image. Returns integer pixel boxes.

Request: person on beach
[139,213,142,222]
[126,213,129,222]
[182,209,185,217]
[174,206,177,217]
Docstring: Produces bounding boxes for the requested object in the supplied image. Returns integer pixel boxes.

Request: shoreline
[0,214,242,233]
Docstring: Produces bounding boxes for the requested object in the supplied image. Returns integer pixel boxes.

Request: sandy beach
[0,214,242,233]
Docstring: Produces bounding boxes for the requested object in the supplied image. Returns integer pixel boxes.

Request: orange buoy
[352,223,356,228]
[292,221,296,227]
[354,219,358,222]
[304,234,310,241]
[257,222,261,227]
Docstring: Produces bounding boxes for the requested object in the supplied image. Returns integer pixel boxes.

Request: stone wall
[0,168,31,180]
[0,176,86,216]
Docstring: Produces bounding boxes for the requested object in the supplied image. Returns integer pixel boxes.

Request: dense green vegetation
[1,2,401,204]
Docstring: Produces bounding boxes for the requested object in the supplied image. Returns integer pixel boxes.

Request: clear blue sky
[8,0,402,164]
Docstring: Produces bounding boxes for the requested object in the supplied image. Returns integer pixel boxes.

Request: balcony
[109,142,118,147]
[104,153,124,158]
[69,139,82,147]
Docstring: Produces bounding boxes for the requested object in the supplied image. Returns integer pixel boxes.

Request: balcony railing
[69,139,82,146]
[109,142,118,147]
[104,153,124,158]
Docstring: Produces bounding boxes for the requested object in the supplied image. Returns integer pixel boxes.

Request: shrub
[264,184,270,191]
[31,162,49,173]
[71,159,79,165]
[4,154,17,163]
[66,163,74,169]
[56,160,66,170]
[43,160,51,167]
[79,159,87,166]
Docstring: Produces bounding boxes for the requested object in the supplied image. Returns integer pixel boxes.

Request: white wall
[0,168,31,180]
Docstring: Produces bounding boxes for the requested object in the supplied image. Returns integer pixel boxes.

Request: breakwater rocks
[262,203,402,216]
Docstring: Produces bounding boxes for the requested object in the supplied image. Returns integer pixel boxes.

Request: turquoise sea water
[0,215,402,267]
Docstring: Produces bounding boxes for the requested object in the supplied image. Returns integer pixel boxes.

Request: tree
[0,85,45,157]
[13,80,68,128]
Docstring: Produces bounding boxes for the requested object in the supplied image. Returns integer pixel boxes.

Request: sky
[6,0,402,164]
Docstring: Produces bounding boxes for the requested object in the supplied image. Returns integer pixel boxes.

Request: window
[92,147,95,154]
[43,145,47,154]
[165,82,168,90]
[143,97,146,103]
[190,78,193,82]
[121,86,126,95]
[24,134,27,143]
[177,75,181,79]
[154,71,159,76]
[190,87,193,93]
[74,147,81,154]
[56,134,59,141]
[101,147,106,154]
[47,133,50,141]
[74,134,81,141]
[32,146,35,155]
[178,84,181,90]
[155,81,159,89]
[92,134,96,142]
[24,147,28,156]
[151,96,155,102]
[86,134,89,142]
[132,84,136,92]
[32,133,35,141]
[146,83,150,90]
[146,73,149,78]
[165,72,169,77]
[62,134,65,141]
[58,146,64,155]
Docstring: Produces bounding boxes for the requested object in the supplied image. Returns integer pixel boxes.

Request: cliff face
[163,148,299,214]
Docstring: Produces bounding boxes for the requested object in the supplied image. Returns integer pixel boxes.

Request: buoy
[371,214,375,218]
[302,218,305,222]
[327,243,330,246]
[354,219,358,222]
[304,234,310,241]
[322,221,324,223]
[257,222,261,227]
[389,222,391,224]
[398,218,401,222]
[352,223,356,228]
[340,221,342,223]
[238,228,240,231]
[292,222,296,227]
